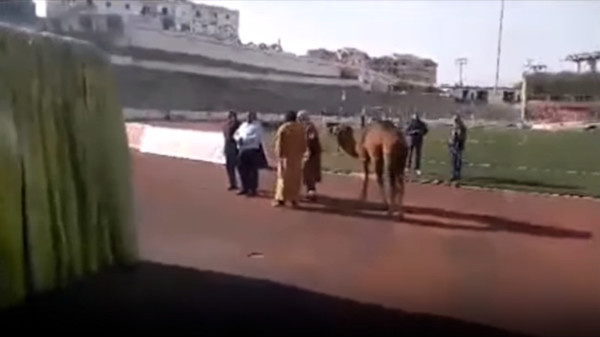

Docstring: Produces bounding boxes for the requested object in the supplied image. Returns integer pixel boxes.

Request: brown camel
[335,120,409,219]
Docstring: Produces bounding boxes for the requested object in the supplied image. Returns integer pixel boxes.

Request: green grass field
[264,126,600,197]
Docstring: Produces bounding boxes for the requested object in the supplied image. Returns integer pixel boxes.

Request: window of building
[213,12,218,18]
[195,10,201,18]
[162,7,168,15]
[225,14,230,20]
[141,5,149,15]
[86,0,94,6]
[79,15,92,31]
[125,3,130,10]
[106,1,111,8]
[162,17,174,30]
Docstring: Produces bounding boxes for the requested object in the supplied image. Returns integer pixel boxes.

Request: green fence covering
[0,24,137,308]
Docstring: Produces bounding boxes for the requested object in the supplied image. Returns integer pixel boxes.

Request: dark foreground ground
[2,152,599,336]
[2,262,528,337]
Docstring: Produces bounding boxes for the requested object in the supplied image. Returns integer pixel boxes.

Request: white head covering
[297,110,310,122]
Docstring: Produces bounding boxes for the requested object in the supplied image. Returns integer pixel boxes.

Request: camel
[334,120,409,219]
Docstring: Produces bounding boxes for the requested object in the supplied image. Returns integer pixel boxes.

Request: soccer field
[265,126,600,197]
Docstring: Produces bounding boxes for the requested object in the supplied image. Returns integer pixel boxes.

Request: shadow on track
[256,191,592,240]
[1,262,529,337]
[465,176,580,191]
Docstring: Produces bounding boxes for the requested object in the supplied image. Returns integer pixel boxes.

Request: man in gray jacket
[405,112,429,176]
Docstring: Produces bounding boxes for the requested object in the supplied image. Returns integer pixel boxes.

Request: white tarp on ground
[138,125,225,164]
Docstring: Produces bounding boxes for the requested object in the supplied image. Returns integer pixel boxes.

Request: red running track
[132,124,600,337]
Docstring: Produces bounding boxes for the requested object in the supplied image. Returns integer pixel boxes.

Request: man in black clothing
[405,112,429,176]
[222,111,241,190]
[448,114,467,183]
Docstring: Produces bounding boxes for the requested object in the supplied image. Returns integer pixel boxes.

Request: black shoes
[237,190,256,197]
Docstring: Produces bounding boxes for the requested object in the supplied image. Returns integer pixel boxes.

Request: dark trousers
[407,142,423,170]
[450,148,463,181]
[224,142,238,188]
[305,180,316,192]
[257,144,270,170]
[238,148,260,193]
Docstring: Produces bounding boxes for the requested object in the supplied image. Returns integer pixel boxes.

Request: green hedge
[0,24,137,308]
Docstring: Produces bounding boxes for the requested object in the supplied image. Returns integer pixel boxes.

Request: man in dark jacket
[405,112,429,175]
[448,114,467,183]
[222,111,241,190]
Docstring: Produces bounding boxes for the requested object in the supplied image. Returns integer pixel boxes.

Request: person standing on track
[298,110,322,201]
[233,111,264,197]
[448,114,467,183]
[222,110,241,191]
[405,111,429,176]
[273,110,307,207]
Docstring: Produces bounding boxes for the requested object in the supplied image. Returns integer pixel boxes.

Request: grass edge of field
[317,167,600,200]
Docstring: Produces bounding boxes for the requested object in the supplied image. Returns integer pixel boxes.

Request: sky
[34,0,600,86]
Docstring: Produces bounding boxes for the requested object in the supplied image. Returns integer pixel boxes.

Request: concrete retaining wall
[122,27,341,78]
[110,55,358,86]
[114,66,520,121]
[526,100,600,123]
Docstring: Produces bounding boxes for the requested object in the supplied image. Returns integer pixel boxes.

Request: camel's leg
[395,175,405,219]
[396,151,408,220]
[386,154,398,217]
[374,157,390,214]
[359,159,370,201]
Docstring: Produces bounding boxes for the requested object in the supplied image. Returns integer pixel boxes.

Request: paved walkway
[133,151,600,337]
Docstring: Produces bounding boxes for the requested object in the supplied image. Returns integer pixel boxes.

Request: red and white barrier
[125,123,226,164]
[125,123,146,150]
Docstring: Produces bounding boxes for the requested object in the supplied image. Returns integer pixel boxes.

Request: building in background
[40,0,439,94]
[439,84,520,104]
[306,48,437,87]
[45,0,239,42]
[171,1,238,41]
[336,48,370,68]
[306,48,338,63]
[0,0,37,25]
[368,54,437,85]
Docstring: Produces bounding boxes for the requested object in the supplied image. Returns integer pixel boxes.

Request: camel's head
[334,124,359,158]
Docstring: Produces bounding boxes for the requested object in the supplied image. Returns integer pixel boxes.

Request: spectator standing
[273,111,307,207]
[222,111,241,190]
[297,110,322,201]
[405,112,429,175]
[448,114,467,183]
